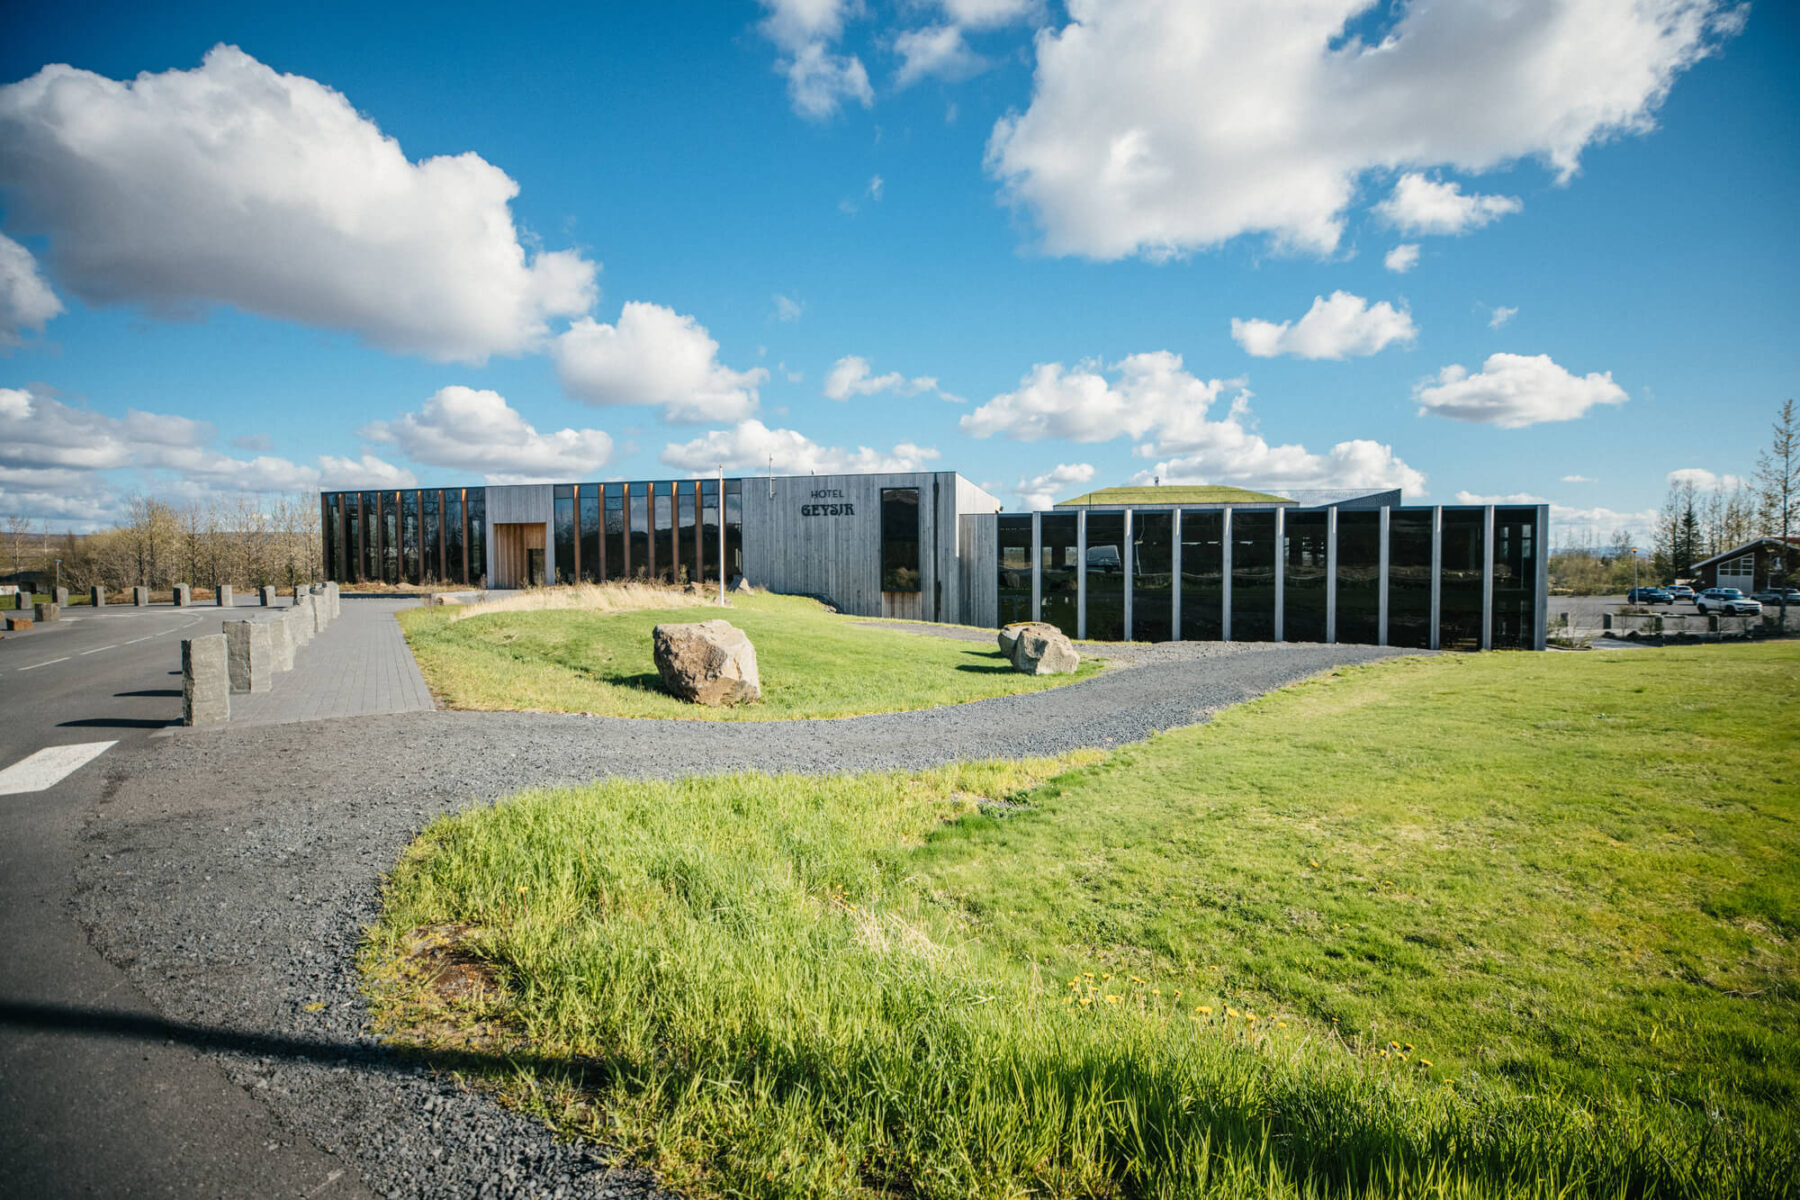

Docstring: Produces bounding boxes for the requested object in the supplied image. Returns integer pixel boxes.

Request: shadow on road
[115,689,180,698]
[58,718,180,730]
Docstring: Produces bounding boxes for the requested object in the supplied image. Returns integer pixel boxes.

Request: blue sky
[2,0,1796,541]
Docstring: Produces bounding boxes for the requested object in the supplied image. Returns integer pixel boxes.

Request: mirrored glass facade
[1283,510,1328,643]
[1132,511,1173,643]
[1085,513,1126,642]
[1179,510,1222,641]
[997,514,1033,626]
[1040,513,1079,636]
[1230,510,1276,643]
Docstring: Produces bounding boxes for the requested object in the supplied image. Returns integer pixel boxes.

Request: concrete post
[309,586,329,632]
[91,586,106,608]
[217,584,234,607]
[174,584,191,607]
[268,611,295,671]
[259,585,276,606]
[54,587,69,608]
[133,586,150,606]
[223,620,272,693]
[182,634,230,726]
[328,581,341,619]
[34,602,59,622]
[291,585,308,604]
[289,597,315,645]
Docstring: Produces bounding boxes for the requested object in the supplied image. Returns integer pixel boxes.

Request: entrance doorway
[492,522,547,588]
[526,548,545,587]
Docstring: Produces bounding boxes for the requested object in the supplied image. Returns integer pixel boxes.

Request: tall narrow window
[1085,512,1126,641]
[383,492,400,585]
[1039,513,1079,637]
[344,495,362,584]
[465,489,486,587]
[422,490,441,582]
[629,483,651,579]
[1440,508,1485,650]
[605,485,625,580]
[1336,510,1380,645]
[362,492,381,582]
[700,480,720,583]
[580,485,601,582]
[445,490,465,585]
[324,494,342,581]
[677,481,697,584]
[1283,511,1328,642]
[1389,509,1434,648]
[401,490,421,585]
[1179,510,1222,640]
[553,485,575,585]
[1133,511,1174,642]
[997,514,1033,626]
[1492,508,1538,649]
[1231,510,1276,642]
[724,480,743,581]
[654,483,674,583]
[881,488,921,592]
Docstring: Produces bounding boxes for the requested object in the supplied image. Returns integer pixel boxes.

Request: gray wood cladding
[483,485,553,588]
[739,472,999,622]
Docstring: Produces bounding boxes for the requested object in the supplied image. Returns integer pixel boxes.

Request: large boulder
[652,619,762,706]
[997,621,1061,658]
[1010,625,1080,676]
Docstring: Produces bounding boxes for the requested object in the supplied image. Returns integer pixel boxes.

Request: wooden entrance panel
[493,523,546,588]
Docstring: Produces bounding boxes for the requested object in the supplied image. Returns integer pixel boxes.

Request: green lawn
[397,591,1100,720]
[362,644,1800,1199]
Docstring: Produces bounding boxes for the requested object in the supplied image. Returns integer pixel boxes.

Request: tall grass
[363,646,1800,1198]
[448,581,718,622]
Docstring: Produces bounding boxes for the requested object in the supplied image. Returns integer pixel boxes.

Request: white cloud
[939,0,1040,27]
[868,174,885,200]
[661,419,939,476]
[759,1,874,119]
[772,293,804,322]
[0,232,63,347]
[963,351,1426,495]
[0,385,414,510]
[1488,304,1519,329]
[1384,243,1421,273]
[1415,352,1628,428]
[1563,474,1595,483]
[1456,490,1654,544]
[895,25,986,87]
[0,46,597,364]
[1667,467,1749,491]
[360,386,614,484]
[1376,174,1522,236]
[1016,462,1094,510]
[823,354,939,400]
[553,302,768,423]
[986,0,1736,260]
[1230,291,1416,360]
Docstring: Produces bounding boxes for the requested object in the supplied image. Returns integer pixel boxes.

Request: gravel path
[74,640,1415,1199]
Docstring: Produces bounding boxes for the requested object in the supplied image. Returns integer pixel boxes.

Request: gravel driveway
[75,639,1414,1199]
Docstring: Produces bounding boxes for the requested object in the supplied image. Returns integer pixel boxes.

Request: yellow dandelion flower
[1420,1059,1433,1067]
[1195,1006,1213,1015]
[1379,1049,1389,1058]
[1247,1014,1258,1023]
[1079,997,1092,1006]
[1277,1021,1288,1028]
[1310,859,1319,868]
[1404,1043,1415,1052]
[1152,988,1161,996]
[1106,995,1122,1005]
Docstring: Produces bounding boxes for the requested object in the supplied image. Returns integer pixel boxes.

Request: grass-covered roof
[1056,484,1293,507]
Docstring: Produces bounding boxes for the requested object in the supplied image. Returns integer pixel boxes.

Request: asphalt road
[0,600,373,1200]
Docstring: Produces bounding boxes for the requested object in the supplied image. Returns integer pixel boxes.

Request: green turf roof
[1056,485,1294,507]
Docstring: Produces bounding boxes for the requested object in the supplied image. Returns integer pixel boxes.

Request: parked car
[1750,587,1800,605]
[1695,587,1763,616]
[1668,585,1696,602]
[1625,586,1672,605]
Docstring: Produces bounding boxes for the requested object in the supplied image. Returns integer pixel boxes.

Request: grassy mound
[397,590,1100,720]
[362,644,1800,1198]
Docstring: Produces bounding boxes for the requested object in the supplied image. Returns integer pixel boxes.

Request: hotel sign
[800,488,856,517]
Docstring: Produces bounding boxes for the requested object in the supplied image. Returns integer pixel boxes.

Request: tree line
[3,494,321,594]
[1551,399,1796,593]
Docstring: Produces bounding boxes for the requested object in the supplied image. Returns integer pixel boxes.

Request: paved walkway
[226,597,435,727]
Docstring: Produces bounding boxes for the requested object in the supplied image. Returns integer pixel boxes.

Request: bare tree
[1756,399,1798,543]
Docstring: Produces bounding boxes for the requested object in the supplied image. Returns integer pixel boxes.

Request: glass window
[344,494,362,584]
[466,489,486,587]
[401,490,421,585]
[422,490,441,582]
[1388,509,1433,649]
[1180,509,1222,640]
[654,483,674,583]
[724,480,743,582]
[881,488,921,592]
[1133,511,1173,642]
[1336,510,1380,645]
[362,492,381,583]
[1492,507,1538,650]
[324,494,342,581]
[1085,512,1126,641]
[382,492,400,585]
[1440,508,1486,651]
[445,491,465,585]
[700,479,720,583]
[677,481,697,584]
[1039,513,1079,638]
[629,483,651,579]
[1283,510,1328,642]
[554,484,575,585]
[605,485,626,581]
[997,514,1033,626]
[1231,510,1276,642]
[580,485,601,582]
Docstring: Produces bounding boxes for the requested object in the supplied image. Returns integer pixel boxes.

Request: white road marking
[125,636,152,644]
[80,645,117,655]
[0,741,117,796]
[19,657,70,671]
